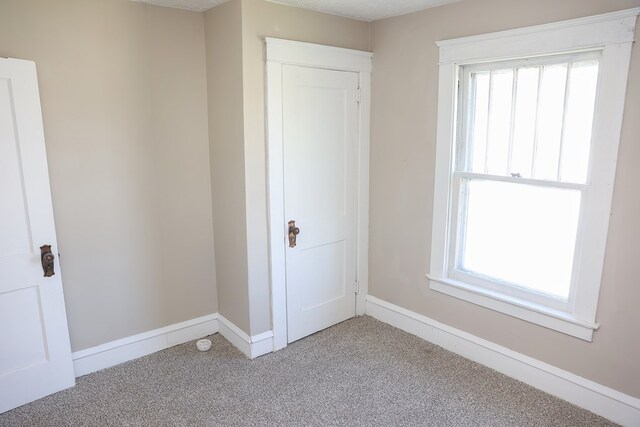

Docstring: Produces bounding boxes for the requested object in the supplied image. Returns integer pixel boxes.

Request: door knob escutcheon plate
[40,245,55,277]
[288,220,300,248]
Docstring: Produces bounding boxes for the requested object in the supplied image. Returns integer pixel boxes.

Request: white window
[428,8,639,341]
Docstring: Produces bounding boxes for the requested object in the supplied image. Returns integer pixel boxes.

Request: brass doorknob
[40,245,55,277]
[288,220,300,248]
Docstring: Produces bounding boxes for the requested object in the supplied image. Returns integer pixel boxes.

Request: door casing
[265,38,372,351]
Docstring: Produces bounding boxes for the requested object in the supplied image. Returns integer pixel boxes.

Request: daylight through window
[452,52,599,305]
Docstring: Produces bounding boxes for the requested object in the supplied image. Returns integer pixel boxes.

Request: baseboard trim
[365,295,640,426]
[72,313,219,377]
[218,314,274,359]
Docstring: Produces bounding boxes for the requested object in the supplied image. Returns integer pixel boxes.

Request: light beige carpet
[0,316,614,426]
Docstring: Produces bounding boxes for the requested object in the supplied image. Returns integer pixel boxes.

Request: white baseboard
[72,313,218,377]
[218,314,274,359]
[366,295,640,427]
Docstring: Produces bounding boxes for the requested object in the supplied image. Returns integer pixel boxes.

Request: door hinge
[356,88,361,103]
[353,281,360,294]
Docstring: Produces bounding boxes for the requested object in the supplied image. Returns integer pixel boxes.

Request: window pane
[560,61,599,183]
[459,179,580,299]
[469,72,490,173]
[533,64,567,180]
[463,55,598,183]
[510,67,539,178]
[486,70,513,175]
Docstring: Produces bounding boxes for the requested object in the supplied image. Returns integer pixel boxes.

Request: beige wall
[240,0,371,334]
[4,0,635,400]
[203,0,371,337]
[204,0,251,333]
[0,0,216,351]
[370,0,640,397]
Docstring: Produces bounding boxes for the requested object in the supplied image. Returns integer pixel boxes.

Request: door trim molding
[265,38,372,351]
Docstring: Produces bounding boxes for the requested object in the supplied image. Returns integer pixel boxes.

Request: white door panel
[0,58,74,413]
[283,65,359,343]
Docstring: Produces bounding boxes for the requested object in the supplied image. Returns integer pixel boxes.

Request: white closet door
[282,65,359,343]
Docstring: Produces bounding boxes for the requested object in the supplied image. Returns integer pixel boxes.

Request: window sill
[426,275,599,341]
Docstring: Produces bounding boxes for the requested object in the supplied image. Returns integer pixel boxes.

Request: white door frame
[265,38,372,351]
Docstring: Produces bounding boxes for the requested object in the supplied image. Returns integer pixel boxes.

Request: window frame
[449,51,600,313]
[428,8,639,341]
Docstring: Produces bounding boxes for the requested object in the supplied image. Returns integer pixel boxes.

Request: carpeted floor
[0,316,614,426]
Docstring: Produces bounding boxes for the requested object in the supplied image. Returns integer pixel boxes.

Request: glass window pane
[560,61,599,183]
[510,67,539,178]
[486,69,513,175]
[469,72,490,173]
[459,179,580,299]
[533,64,567,180]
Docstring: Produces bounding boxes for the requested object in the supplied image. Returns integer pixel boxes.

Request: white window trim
[428,8,639,341]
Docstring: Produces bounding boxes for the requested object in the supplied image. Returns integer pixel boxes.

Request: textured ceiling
[132,0,460,21]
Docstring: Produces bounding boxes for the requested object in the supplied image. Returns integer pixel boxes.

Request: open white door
[283,65,359,343]
[0,58,75,413]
